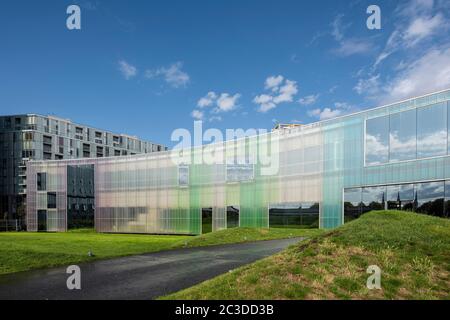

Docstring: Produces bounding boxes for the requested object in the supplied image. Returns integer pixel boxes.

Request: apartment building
[0,114,167,220]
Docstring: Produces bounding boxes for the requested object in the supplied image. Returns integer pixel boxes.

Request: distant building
[0,114,167,221]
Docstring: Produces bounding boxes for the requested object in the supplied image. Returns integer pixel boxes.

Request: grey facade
[0,114,167,220]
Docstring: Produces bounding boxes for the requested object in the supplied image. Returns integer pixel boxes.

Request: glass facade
[27,89,450,233]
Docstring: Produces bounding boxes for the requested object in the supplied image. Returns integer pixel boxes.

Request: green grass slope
[163,211,450,300]
[0,227,321,275]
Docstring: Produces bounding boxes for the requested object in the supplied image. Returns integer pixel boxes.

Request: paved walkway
[0,237,302,300]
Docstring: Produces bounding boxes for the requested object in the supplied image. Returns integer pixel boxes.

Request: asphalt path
[0,237,303,300]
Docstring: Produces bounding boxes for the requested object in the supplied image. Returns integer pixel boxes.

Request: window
[417,102,447,158]
[178,165,189,187]
[389,109,416,162]
[226,163,254,183]
[387,184,414,211]
[415,181,444,217]
[23,132,33,141]
[365,116,389,165]
[344,188,362,222]
[227,206,240,229]
[269,202,319,228]
[362,186,386,213]
[47,192,56,209]
[37,173,47,191]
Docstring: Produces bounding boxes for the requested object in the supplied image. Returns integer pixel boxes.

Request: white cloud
[373,0,448,70]
[254,76,299,113]
[273,80,298,104]
[193,91,241,119]
[298,94,319,106]
[146,62,190,88]
[191,109,204,120]
[253,94,276,113]
[308,108,342,120]
[265,75,284,91]
[307,101,354,121]
[403,13,445,47]
[216,93,241,112]
[331,14,374,57]
[197,92,217,108]
[380,45,450,103]
[354,74,381,96]
[118,60,137,80]
[334,38,374,56]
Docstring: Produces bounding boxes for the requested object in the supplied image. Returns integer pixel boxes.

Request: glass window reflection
[344,188,361,222]
[387,184,415,211]
[417,102,447,158]
[366,116,389,165]
[362,186,386,213]
[389,109,417,162]
[415,181,444,217]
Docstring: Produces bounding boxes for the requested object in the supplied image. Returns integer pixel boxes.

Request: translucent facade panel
[389,109,417,162]
[417,102,447,159]
[366,116,389,165]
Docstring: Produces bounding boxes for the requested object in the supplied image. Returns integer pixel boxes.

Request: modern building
[0,114,167,221]
[26,89,450,234]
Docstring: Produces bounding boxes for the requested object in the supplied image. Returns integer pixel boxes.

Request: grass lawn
[162,211,450,300]
[0,227,321,275]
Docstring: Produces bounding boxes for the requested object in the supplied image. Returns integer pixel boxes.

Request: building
[26,89,450,234]
[0,114,167,221]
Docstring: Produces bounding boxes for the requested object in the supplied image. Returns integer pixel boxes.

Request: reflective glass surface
[417,103,447,158]
[366,116,389,165]
[389,109,417,162]
[362,186,386,213]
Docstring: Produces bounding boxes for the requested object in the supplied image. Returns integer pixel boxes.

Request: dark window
[47,192,56,209]
[37,173,47,191]
[362,186,386,213]
[344,188,362,223]
[202,208,212,234]
[269,202,319,228]
[415,181,444,217]
[227,206,240,229]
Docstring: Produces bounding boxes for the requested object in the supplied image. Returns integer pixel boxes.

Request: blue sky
[1,0,449,147]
